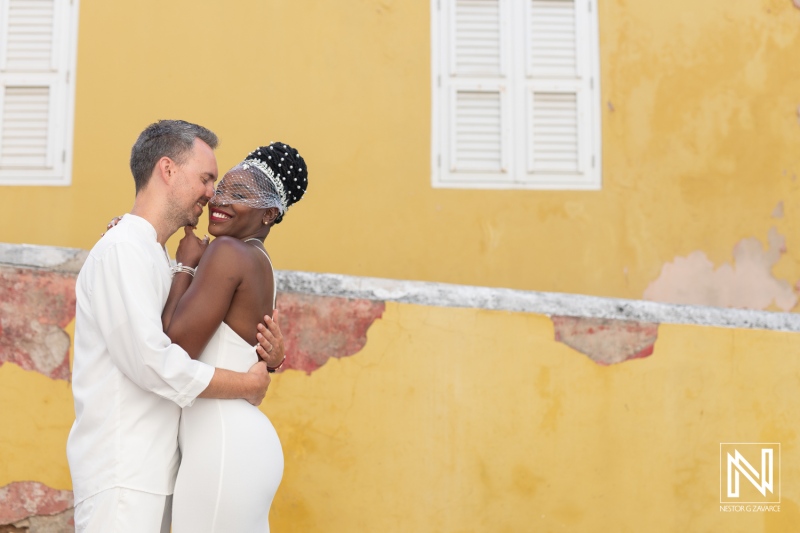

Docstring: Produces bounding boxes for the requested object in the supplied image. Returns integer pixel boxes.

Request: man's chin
[186,210,202,227]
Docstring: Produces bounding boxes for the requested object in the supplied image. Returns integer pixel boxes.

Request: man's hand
[245,361,271,406]
[175,226,210,268]
[256,309,285,369]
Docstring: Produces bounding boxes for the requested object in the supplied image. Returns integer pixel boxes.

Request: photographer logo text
[720,443,780,511]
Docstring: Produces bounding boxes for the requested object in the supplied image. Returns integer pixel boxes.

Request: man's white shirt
[67,215,214,505]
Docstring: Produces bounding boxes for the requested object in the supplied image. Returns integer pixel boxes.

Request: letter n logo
[720,443,780,504]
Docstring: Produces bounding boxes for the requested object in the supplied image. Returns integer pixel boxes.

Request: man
[67,120,285,532]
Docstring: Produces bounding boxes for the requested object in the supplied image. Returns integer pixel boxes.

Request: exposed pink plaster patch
[0,267,76,380]
[553,316,659,365]
[772,201,784,219]
[644,228,797,311]
[0,482,73,525]
[276,293,385,374]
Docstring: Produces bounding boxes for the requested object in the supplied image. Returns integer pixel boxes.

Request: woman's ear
[263,207,280,226]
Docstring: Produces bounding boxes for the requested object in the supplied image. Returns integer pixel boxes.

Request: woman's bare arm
[161,272,193,332]
[165,237,247,358]
[161,227,209,331]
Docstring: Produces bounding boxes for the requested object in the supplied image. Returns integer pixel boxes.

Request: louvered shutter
[523,0,598,187]
[437,0,510,184]
[432,0,599,188]
[0,0,78,185]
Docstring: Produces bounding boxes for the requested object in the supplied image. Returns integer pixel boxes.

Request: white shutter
[451,89,503,172]
[529,0,577,77]
[529,91,579,172]
[431,0,600,189]
[435,0,510,185]
[452,0,502,76]
[0,85,51,167]
[522,0,598,187]
[0,0,78,186]
[3,0,56,71]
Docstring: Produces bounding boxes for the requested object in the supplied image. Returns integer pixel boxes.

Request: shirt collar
[121,213,158,241]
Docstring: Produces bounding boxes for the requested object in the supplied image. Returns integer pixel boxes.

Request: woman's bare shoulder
[197,236,251,270]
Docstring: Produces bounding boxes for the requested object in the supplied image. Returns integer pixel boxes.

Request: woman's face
[207,173,267,238]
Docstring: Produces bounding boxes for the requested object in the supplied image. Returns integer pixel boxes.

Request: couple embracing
[67,120,308,532]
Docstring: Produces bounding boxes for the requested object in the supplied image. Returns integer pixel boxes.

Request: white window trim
[0,0,80,186]
[431,0,602,190]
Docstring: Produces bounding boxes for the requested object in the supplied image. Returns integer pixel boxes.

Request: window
[0,0,79,186]
[431,0,601,189]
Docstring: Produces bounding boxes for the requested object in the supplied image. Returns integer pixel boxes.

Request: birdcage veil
[211,142,307,224]
[211,159,287,213]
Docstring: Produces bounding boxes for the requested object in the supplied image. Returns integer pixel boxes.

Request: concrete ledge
[3,242,800,333]
[276,270,800,333]
[0,243,88,274]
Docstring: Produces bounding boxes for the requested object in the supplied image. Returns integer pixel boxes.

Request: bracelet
[171,263,196,277]
[267,356,286,374]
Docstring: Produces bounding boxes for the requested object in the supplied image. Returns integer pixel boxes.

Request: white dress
[172,247,283,532]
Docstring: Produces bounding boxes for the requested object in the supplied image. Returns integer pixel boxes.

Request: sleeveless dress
[172,246,283,532]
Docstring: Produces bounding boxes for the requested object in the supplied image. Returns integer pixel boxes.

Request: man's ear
[155,156,177,185]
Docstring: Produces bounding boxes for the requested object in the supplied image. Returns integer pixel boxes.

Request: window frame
[0,0,80,186]
[431,0,602,190]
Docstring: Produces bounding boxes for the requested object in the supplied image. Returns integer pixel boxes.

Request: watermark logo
[720,443,780,504]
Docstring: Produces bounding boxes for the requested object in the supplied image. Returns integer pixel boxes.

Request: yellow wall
[1,0,800,300]
[3,300,800,531]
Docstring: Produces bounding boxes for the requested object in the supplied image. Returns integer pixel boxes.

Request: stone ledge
[2,242,799,333]
[0,243,87,274]
[276,270,800,332]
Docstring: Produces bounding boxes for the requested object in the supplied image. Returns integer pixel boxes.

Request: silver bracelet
[171,263,196,277]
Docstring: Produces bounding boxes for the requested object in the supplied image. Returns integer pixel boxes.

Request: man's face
[171,139,218,227]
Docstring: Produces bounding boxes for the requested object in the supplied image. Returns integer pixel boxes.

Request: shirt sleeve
[90,241,215,407]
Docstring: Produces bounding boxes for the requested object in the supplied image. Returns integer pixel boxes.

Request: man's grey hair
[130,120,219,193]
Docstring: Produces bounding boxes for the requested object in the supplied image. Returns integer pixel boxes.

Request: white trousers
[73,488,172,533]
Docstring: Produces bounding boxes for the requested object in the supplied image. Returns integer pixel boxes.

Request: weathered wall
[2,243,800,532]
[1,0,799,304]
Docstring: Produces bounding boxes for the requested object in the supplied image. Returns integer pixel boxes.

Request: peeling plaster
[0,267,76,380]
[644,228,797,311]
[553,316,659,365]
[0,482,72,528]
[772,201,784,218]
[0,509,74,533]
[4,242,800,345]
[277,293,385,374]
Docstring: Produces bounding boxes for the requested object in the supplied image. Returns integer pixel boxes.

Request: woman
[162,142,308,532]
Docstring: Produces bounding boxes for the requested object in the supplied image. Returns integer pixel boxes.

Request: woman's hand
[101,214,124,237]
[256,309,286,370]
[175,226,210,268]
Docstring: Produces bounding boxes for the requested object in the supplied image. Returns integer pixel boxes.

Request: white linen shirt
[67,214,215,505]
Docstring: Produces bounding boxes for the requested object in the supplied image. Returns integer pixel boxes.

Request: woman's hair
[213,142,308,225]
[245,143,308,224]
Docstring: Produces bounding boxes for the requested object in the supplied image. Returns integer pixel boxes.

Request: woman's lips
[209,208,232,222]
